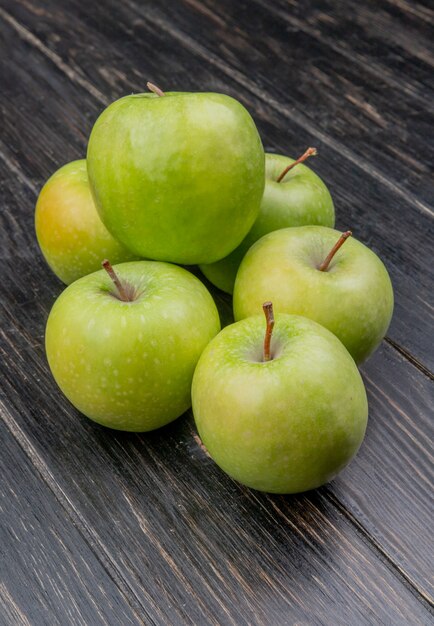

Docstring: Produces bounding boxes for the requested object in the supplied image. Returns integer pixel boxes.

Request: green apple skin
[233,226,394,364]
[199,153,335,294]
[45,261,220,431]
[87,92,265,265]
[35,160,137,284]
[192,314,368,494]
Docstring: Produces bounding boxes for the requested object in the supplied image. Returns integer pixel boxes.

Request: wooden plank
[138,0,434,205]
[336,342,434,601]
[201,289,434,601]
[250,0,434,101]
[1,259,433,623]
[0,421,142,625]
[1,1,433,371]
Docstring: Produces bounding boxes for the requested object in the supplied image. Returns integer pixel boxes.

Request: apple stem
[102,260,134,302]
[319,231,352,272]
[262,301,275,362]
[276,147,317,183]
[147,81,165,97]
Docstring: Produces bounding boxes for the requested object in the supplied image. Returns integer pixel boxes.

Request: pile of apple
[35,84,394,494]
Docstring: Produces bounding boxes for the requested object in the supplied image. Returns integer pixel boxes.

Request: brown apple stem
[146,81,165,97]
[102,259,133,302]
[262,301,275,362]
[319,231,352,272]
[276,147,318,183]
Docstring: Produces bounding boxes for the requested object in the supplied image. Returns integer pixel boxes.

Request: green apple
[45,260,220,431]
[233,226,394,363]
[192,304,368,493]
[87,85,265,265]
[35,160,137,284]
[200,149,334,293]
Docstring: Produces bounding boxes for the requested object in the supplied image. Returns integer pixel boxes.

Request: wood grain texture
[1,142,433,622]
[1,263,433,623]
[0,421,142,625]
[1,0,433,371]
[141,0,434,205]
[335,342,434,601]
[0,1,433,623]
[251,0,434,101]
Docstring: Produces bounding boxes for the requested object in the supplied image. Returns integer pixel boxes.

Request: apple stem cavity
[276,147,318,183]
[319,231,352,272]
[146,81,165,97]
[102,259,136,302]
[262,301,275,362]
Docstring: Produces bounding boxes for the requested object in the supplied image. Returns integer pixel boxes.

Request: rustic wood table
[1,1,433,624]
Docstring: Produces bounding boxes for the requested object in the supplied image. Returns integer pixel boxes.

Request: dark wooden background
[1,1,433,624]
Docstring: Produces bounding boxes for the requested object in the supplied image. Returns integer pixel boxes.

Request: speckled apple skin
[35,160,137,284]
[87,92,265,265]
[192,314,368,494]
[200,153,335,294]
[46,261,221,431]
[233,226,394,364]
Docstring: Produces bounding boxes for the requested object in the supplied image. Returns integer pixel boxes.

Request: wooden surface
[0,0,433,624]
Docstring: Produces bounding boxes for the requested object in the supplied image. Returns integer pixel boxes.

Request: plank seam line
[1,403,157,626]
[2,3,433,220]
[384,337,434,380]
[323,491,434,609]
[245,483,434,611]
[240,0,434,108]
